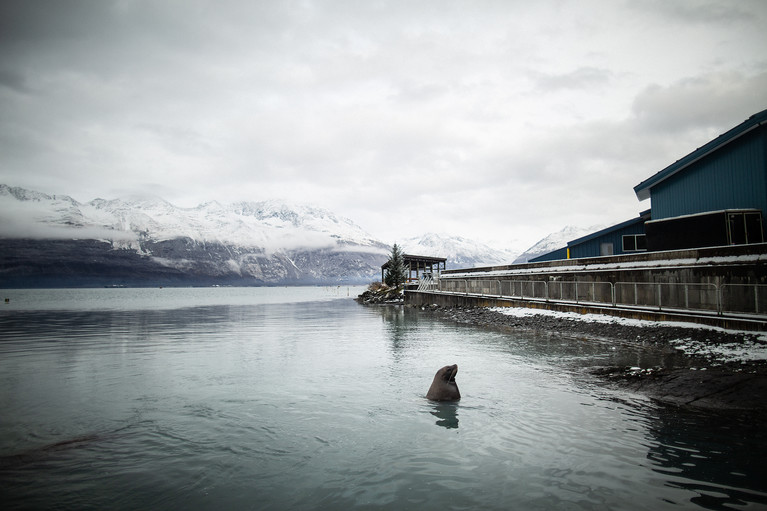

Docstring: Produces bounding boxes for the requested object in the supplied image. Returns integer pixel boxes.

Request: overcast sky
[1,0,766,251]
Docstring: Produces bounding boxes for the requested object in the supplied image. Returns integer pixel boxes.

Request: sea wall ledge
[442,243,767,277]
[406,244,767,332]
[405,291,767,332]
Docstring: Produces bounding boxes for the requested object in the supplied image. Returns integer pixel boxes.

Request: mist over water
[1,287,765,510]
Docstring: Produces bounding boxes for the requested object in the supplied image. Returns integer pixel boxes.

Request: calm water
[1,287,765,510]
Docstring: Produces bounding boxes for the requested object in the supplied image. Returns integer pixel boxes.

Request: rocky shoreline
[410,303,767,412]
[355,283,404,305]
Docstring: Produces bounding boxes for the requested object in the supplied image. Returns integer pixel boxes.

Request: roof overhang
[633,109,767,201]
[381,254,447,269]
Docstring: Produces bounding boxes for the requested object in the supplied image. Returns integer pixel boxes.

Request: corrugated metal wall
[651,126,767,220]
[529,246,568,263]
[568,220,647,259]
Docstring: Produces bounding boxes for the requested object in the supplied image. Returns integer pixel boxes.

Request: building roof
[381,253,447,269]
[567,210,651,248]
[633,108,767,201]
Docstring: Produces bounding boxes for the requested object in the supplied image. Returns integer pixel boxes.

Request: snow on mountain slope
[0,184,385,253]
[401,232,518,269]
[0,184,389,286]
[513,224,604,263]
[0,185,118,240]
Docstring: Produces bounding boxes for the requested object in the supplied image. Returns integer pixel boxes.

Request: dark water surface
[1,287,765,510]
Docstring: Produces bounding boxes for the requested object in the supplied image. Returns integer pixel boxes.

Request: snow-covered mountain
[513,225,604,263]
[0,184,389,286]
[401,233,518,269]
[1,185,382,250]
[4,184,599,287]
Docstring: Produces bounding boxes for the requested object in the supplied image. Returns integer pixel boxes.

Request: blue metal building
[530,210,651,262]
[567,210,651,258]
[530,109,767,262]
[529,246,568,263]
[634,108,767,250]
[634,109,767,221]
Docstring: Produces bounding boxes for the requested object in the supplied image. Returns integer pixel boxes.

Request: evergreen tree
[384,243,407,287]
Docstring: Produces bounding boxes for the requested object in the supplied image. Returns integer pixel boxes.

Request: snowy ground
[489,306,767,364]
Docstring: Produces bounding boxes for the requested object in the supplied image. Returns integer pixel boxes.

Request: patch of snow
[489,306,767,363]
[669,338,767,363]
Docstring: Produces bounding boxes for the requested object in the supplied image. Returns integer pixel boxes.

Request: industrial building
[534,108,767,261]
[532,210,650,262]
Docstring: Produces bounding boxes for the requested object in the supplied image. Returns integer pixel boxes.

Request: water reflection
[646,407,767,509]
[369,305,426,360]
[0,306,235,345]
[376,305,408,351]
[3,290,766,510]
[430,402,459,429]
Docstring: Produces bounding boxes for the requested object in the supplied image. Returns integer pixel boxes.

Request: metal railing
[417,277,438,292]
[720,284,766,315]
[614,282,719,313]
[424,278,767,318]
[547,280,613,305]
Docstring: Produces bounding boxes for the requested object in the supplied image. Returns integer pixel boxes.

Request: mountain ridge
[401,232,518,268]
[512,224,605,263]
[1,184,594,286]
[0,184,389,287]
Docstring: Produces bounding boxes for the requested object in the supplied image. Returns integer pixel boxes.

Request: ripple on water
[2,289,766,510]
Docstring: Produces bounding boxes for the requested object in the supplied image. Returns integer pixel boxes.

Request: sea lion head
[426,364,461,401]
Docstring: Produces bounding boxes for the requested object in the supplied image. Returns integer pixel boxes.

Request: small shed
[381,254,447,283]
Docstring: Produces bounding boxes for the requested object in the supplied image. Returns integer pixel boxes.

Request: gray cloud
[533,67,613,92]
[631,72,767,134]
[631,0,759,25]
[1,0,766,252]
[0,69,30,94]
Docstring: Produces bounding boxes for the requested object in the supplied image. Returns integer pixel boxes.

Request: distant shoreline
[410,303,767,412]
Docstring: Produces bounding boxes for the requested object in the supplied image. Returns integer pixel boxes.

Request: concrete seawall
[406,243,767,332]
[405,290,767,331]
[443,243,767,278]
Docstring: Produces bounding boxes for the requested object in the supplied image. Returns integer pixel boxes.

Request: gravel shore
[411,303,767,411]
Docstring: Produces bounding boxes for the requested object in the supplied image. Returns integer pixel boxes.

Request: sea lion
[426,364,461,401]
